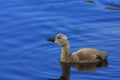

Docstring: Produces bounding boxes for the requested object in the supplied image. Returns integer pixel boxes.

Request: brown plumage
[47,33,108,63]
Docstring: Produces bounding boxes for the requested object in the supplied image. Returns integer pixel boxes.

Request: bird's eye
[57,37,61,39]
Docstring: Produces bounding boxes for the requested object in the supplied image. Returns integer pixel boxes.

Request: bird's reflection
[49,60,108,80]
[70,60,108,72]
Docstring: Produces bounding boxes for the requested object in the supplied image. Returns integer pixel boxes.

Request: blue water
[0,0,120,80]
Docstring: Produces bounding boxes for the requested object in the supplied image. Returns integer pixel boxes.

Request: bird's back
[70,48,108,63]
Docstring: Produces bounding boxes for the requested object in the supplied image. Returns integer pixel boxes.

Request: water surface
[0,0,120,80]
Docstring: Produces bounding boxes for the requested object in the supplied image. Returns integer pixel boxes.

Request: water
[0,0,120,80]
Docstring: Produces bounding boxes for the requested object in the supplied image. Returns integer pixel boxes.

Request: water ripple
[0,0,120,80]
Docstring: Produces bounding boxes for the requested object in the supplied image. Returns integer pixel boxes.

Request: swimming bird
[47,33,108,63]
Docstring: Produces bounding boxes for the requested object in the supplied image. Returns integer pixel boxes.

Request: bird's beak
[47,37,55,42]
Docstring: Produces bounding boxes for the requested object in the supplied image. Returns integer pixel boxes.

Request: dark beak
[47,37,55,42]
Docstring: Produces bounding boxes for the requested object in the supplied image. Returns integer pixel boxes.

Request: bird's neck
[61,42,70,62]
